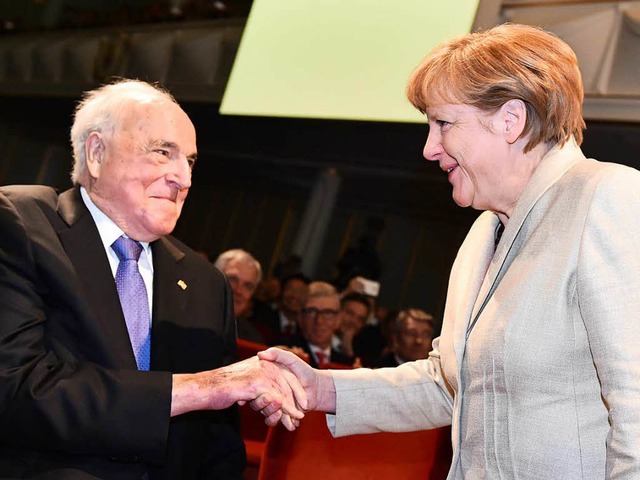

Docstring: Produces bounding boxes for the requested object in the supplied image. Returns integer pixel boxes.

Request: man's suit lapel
[56,187,137,369]
[467,139,587,335]
[149,237,188,370]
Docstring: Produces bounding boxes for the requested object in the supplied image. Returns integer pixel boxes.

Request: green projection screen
[220,0,480,123]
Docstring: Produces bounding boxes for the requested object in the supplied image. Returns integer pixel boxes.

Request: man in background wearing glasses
[284,282,355,368]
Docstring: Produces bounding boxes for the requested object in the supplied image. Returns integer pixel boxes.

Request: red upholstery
[237,338,269,360]
[240,405,270,467]
[236,339,272,470]
[258,410,452,480]
[235,339,451,479]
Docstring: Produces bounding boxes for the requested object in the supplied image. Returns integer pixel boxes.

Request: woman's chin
[452,193,472,209]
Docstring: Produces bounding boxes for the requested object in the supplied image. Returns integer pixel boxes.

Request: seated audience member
[376,309,436,367]
[341,276,387,366]
[286,282,355,368]
[252,273,310,345]
[254,275,281,309]
[213,248,266,344]
[333,292,371,358]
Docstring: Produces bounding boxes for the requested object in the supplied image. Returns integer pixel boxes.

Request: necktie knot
[112,235,143,262]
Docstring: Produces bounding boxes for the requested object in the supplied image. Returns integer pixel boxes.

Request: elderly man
[214,249,261,317]
[214,248,266,343]
[0,79,302,479]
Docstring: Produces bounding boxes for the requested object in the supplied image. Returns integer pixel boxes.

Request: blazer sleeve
[577,165,640,478]
[327,335,454,437]
[0,191,173,463]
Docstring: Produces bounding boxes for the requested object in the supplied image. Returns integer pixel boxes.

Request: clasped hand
[248,347,321,430]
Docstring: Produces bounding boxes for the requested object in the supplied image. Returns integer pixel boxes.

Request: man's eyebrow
[149,139,178,149]
[148,139,197,163]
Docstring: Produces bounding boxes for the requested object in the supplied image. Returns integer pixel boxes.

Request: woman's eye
[436,120,450,128]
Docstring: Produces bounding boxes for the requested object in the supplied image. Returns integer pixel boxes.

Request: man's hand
[256,347,337,428]
[170,355,307,427]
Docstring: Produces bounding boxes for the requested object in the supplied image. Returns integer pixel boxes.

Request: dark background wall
[1,0,640,326]
[2,93,639,326]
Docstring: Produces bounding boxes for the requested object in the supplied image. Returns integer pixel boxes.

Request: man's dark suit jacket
[0,186,245,479]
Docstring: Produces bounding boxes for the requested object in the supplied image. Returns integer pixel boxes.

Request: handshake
[170,347,335,429]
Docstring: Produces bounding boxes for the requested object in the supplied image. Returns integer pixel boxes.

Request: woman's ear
[85,132,105,179]
[501,99,527,144]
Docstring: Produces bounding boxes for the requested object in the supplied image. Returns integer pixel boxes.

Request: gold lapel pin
[177,280,188,290]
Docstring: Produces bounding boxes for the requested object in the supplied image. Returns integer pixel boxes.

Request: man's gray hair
[213,249,262,284]
[394,309,435,333]
[69,78,177,186]
[305,281,339,304]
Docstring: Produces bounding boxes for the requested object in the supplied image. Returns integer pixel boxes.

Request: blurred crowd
[213,248,437,369]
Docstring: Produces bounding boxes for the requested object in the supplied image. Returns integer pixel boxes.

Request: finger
[260,402,283,418]
[258,353,309,412]
[271,369,305,418]
[250,394,282,412]
[280,413,296,431]
[265,410,283,427]
[258,347,305,367]
[257,347,288,362]
[280,368,308,412]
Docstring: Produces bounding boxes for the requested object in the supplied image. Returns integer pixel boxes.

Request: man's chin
[145,217,179,238]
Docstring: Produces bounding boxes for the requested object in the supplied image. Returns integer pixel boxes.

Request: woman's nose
[423,129,443,161]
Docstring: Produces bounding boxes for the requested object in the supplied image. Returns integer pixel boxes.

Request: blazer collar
[148,236,190,370]
[469,139,586,332]
[150,236,188,326]
[56,187,190,370]
[445,140,585,369]
[55,187,138,368]
[446,211,501,366]
[57,186,85,227]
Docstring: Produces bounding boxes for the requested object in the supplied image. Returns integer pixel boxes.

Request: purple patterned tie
[112,235,151,371]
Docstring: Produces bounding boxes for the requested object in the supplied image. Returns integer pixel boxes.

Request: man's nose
[168,156,192,190]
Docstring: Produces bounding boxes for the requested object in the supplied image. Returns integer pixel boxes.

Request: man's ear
[85,131,105,179]
[500,99,527,144]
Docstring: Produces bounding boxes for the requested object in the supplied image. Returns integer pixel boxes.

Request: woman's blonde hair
[406,23,585,152]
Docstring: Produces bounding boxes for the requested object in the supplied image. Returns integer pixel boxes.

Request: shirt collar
[309,343,331,357]
[80,186,151,254]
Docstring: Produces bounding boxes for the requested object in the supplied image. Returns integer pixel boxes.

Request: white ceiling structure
[476,0,640,122]
[0,1,638,122]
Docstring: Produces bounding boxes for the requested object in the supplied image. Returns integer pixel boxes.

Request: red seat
[236,340,447,479]
[258,410,452,480]
[237,338,269,360]
[236,339,272,473]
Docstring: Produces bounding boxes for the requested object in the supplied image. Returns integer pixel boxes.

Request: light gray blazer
[328,140,640,479]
